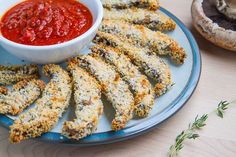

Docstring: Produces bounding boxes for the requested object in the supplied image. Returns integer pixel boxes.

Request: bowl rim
[0,0,103,50]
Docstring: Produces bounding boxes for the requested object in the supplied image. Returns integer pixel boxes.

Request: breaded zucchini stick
[10,64,72,143]
[99,20,186,64]
[102,0,159,10]
[62,61,103,140]
[0,65,39,85]
[94,31,171,96]
[76,55,134,131]
[104,8,176,31]
[0,79,45,115]
[91,44,154,117]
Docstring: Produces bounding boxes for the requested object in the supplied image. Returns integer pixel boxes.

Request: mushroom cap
[191,0,236,51]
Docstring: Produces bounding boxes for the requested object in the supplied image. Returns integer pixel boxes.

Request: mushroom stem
[216,0,236,20]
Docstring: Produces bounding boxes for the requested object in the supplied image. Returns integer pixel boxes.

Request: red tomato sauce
[0,0,93,46]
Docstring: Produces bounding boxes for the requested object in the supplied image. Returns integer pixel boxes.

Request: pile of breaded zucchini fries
[0,0,187,143]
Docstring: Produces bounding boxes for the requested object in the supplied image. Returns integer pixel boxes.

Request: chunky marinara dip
[0,0,93,46]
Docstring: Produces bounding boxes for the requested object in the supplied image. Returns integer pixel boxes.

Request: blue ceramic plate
[0,7,201,145]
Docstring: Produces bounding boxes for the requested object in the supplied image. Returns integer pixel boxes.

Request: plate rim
[0,7,201,146]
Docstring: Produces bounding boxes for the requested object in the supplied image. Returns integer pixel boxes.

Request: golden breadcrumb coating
[94,31,172,96]
[10,64,72,143]
[0,79,45,115]
[99,20,186,64]
[104,8,176,31]
[62,60,103,140]
[0,86,8,95]
[75,55,134,131]
[91,44,155,117]
[102,0,159,10]
[0,65,39,85]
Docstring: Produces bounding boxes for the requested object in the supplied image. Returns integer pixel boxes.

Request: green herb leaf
[216,101,230,118]
[192,114,208,129]
[168,100,235,157]
[168,114,208,157]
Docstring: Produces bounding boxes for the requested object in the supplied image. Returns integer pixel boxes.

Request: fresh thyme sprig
[168,100,235,157]
[168,114,208,157]
[216,101,230,118]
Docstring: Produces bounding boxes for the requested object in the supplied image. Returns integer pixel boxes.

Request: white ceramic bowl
[0,0,103,64]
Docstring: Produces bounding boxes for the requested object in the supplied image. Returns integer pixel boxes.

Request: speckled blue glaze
[0,7,201,146]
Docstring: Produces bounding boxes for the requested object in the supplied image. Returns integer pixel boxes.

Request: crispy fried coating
[74,55,134,131]
[91,44,155,117]
[104,8,176,31]
[99,20,186,64]
[0,86,8,95]
[10,64,72,143]
[0,65,39,85]
[94,31,172,96]
[0,79,45,115]
[102,0,159,10]
[62,61,103,140]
